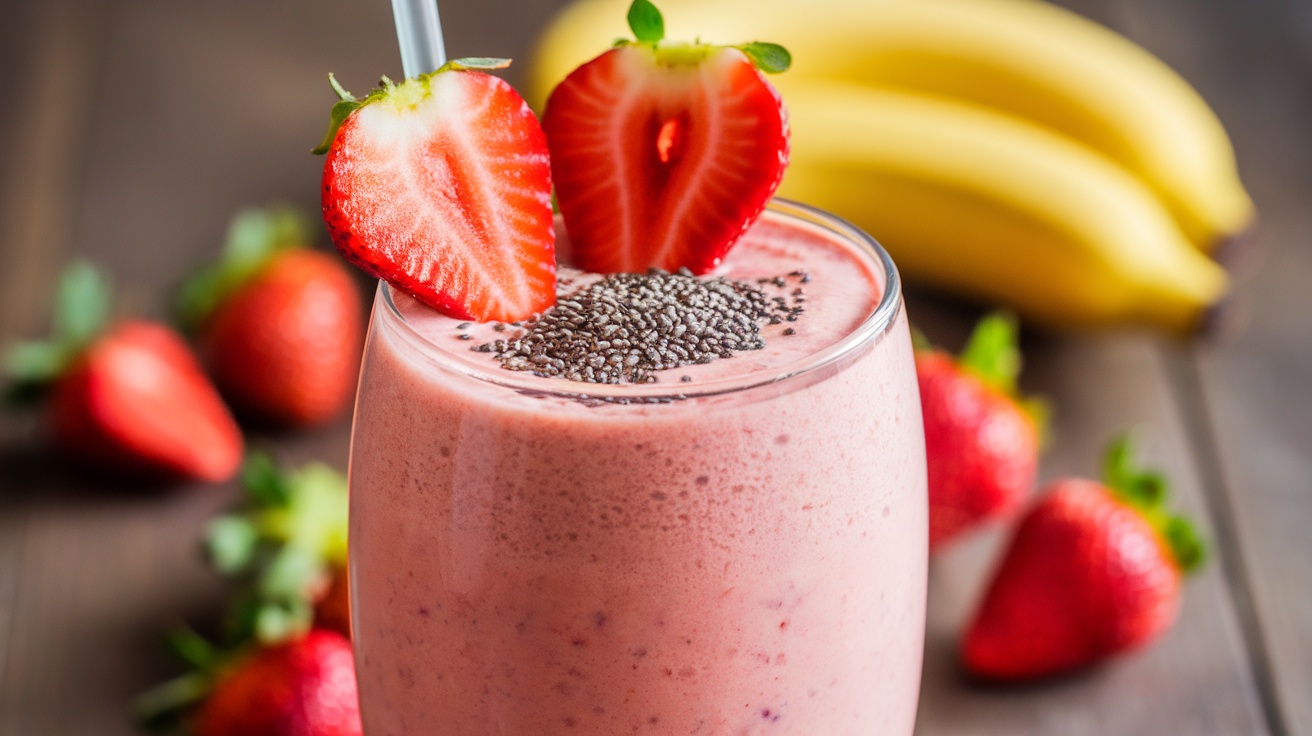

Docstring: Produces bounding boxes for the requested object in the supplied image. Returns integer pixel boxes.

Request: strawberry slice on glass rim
[315,58,556,323]
[542,0,792,275]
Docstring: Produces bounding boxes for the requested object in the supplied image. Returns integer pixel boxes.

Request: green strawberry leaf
[206,515,259,574]
[5,340,68,385]
[53,261,110,347]
[133,671,212,731]
[162,625,222,670]
[627,0,665,43]
[958,311,1021,394]
[254,599,314,644]
[738,42,791,74]
[1100,433,1207,574]
[1164,515,1207,573]
[241,451,294,507]
[259,544,323,600]
[440,57,512,72]
[909,325,932,352]
[312,73,363,155]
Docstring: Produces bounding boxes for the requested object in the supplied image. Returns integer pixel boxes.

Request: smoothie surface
[388,209,886,396]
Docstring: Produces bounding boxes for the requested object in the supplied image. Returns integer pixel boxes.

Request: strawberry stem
[328,73,355,102]
[1101,433,1207,573]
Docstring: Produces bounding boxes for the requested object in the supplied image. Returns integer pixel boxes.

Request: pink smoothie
[348,203,927,735]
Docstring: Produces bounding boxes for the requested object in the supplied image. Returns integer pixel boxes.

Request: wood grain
[1118,0,1312,732]
[908,298,1268,735]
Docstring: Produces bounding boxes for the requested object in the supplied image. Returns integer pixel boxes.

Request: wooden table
[0,0,1306,733]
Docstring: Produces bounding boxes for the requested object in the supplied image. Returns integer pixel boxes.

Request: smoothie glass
[347,200,927,735]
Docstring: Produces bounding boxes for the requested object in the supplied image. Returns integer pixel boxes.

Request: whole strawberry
[961,435,1206,680]
[4,262,242,481]
[136,628,361,736]
[178,208,363,427]
[194,630,360,736]
[917,313,1043,549]
[543,0,791,274]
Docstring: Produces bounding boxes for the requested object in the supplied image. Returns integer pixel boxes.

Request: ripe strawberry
[314,566,352,640]
[179,208,363,427]
[961,435,1206,680]
[4,262,241,481]
[315,60,555,323]
[193,630,361,736]
[917,313,1043,550]
[135,627,361,736]
[206,453,350,644]
[542,0,791,274]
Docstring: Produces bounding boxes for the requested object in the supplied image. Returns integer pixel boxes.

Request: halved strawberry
[542,0,791,274]
[315,59,555,323]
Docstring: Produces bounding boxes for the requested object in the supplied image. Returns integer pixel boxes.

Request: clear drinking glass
[347,200,927,735]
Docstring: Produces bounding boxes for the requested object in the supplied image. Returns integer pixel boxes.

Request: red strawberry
[194,631,360,736]
[542,0,791,274]
[961,435,1206,680]
[179,208,363,426]
[917,313,1042,550]
[137,629,360,736]
[315,60,555,323]
[314,566,352,640]
[5,263,242,482]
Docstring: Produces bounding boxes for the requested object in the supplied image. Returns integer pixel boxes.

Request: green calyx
[311,57,514,156]
[175,207,312,333]
[1102,433,1206,573]
[132,626,225,731]
[204,452,349,645]
[621,0,791,74]
[4,261,110,405]
[955,311,1049,433]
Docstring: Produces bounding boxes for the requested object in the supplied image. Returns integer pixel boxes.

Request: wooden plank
[908,296,1268,735]
[1118,0,1312,732]
[0,0,113,716]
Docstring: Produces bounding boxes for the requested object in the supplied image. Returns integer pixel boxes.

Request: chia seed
[475,269,798,384]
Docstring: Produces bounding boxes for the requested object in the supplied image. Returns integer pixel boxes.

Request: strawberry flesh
[543,44,789,274]
[321,70,555,323]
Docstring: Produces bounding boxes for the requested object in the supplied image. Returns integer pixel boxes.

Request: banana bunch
[527,0,1248,333]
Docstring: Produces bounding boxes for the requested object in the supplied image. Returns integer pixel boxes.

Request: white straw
[391,0,448,77]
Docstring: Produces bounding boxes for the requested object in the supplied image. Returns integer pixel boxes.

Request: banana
[527,0,1253,250]
[774,80,1228,333]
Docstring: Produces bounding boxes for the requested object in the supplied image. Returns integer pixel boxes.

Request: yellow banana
[527,0,1254,250]
[775,81,1228,333]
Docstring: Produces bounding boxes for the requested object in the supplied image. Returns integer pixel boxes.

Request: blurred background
[0,0,1307,733]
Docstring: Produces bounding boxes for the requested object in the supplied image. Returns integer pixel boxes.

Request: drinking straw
[391,0,447,77]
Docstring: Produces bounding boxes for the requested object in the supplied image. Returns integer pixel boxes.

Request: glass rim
[377,198,904,403]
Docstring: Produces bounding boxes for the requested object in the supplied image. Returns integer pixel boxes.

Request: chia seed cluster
[472,268,808,384]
